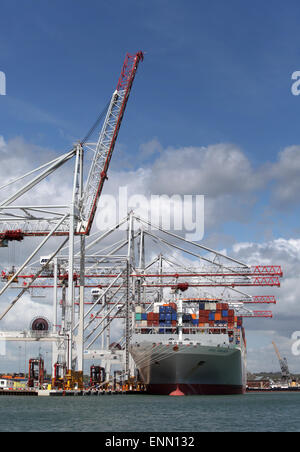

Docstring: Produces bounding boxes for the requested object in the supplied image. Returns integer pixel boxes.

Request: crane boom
[272,341,282,361]
[272,341,291,381]
[0,52,144,240]
[80,51,144,235]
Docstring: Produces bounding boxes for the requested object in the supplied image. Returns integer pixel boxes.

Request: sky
[1,0,300,374]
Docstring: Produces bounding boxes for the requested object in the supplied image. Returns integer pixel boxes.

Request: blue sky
[1,0,300,245]
[1,1,300,372]
[0,0,300,154]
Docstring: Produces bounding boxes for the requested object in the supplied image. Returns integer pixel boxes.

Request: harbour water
[0,393,299,432]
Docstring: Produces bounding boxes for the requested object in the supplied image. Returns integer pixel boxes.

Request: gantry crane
[0,51,144,381]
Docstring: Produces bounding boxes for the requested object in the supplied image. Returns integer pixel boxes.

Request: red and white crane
[0,51,144,374]
[0,51,144,240]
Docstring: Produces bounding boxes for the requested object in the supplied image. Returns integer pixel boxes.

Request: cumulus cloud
[139,138,163,162]
[232,238,300,319]
[151,143,264,196]
[0,135,74,207]
[232,238,300,372]
[1,294,52,332]
[269,145,300,208]
[100,141,267,233]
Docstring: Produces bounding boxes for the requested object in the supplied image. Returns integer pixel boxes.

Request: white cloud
[1,294,52,332]
[269,145,300,208]
[139,138,163,161]
[232,238,300,330]
[151,143,264,196]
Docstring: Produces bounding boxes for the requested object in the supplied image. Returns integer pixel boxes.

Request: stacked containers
[228,309,235,329]
[135,305,144,329]
[171,307,177,326]
[147,312,160,327]
[159,304,177,333]
[199,304,211,327]
[197,302,234,330]
[191,313,198,326]
[137,302,240,336]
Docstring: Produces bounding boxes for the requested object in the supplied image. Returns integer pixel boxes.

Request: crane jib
[0,52,144,240]
[81,51,144,236]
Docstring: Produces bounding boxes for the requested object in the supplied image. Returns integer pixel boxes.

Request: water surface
[0,393,299,432]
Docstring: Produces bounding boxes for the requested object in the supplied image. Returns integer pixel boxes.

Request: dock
[0,389,145,397]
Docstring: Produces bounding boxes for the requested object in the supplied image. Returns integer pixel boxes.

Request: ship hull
[147,383,245,395]
[130,341,247,396]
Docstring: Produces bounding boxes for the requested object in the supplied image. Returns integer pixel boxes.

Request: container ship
[130,299,247,395]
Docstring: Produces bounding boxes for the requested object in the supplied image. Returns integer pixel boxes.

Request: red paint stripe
[147,384,246,396]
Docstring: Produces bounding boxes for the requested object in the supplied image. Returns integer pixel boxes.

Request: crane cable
[80,100,111,145]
